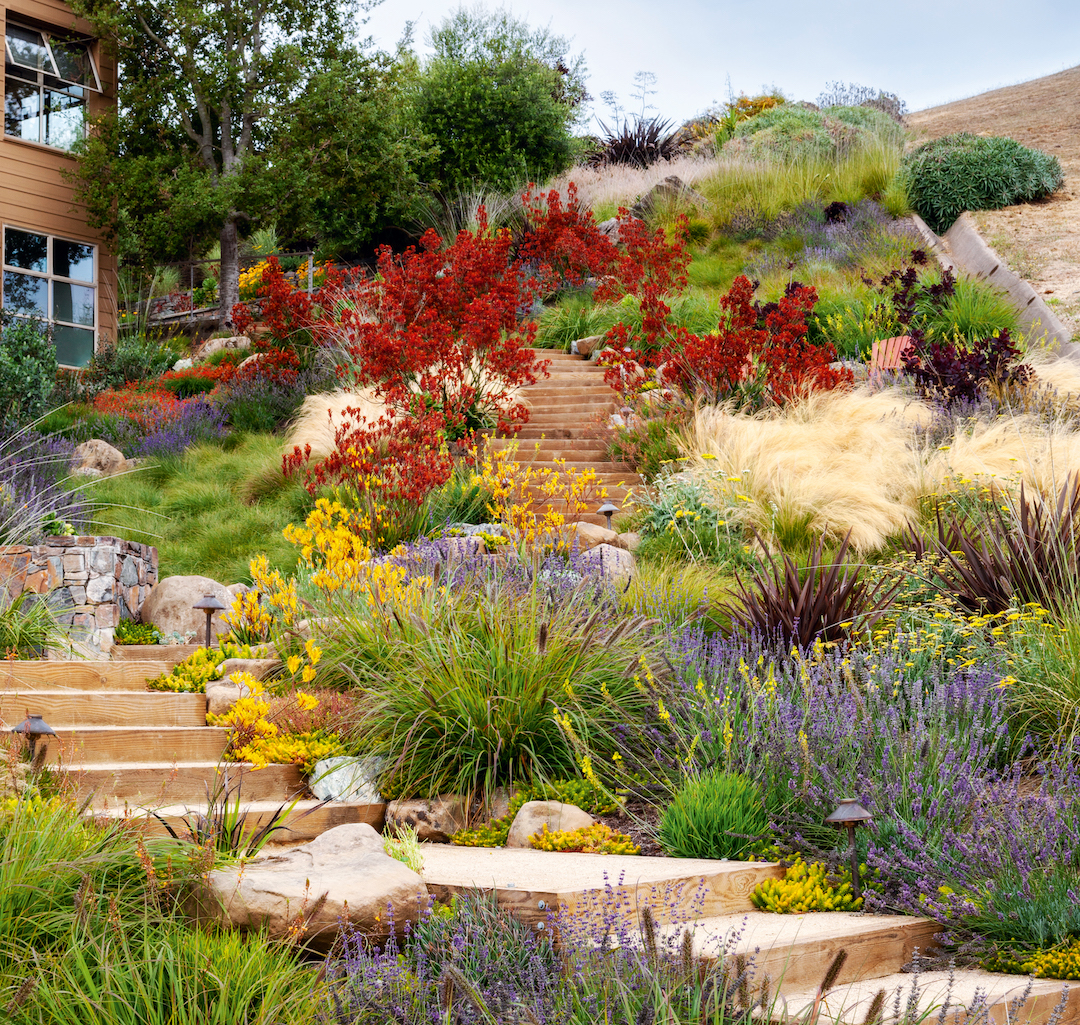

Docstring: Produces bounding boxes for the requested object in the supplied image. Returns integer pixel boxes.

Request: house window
[2,226,96,367]
[4,22,100,151]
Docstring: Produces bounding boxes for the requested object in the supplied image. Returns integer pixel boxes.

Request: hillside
[906,65,1080,338]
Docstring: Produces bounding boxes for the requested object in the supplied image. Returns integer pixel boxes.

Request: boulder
[200,823,428,947]
[630,175,707,221]
[71,439,128,477]
[570,334,605,358]
[617,531,642,553]
[205,658,279,716]
[385,795,467,843]
[311,756,386,803]
[200,335,251,360]
[506,800,594,848]
[139,575,233,644]
[571,521,621,551]
[226,582,250,599]
[581,543,636,586]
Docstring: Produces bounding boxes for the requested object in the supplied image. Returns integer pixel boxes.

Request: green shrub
[0,590,62,656]
[114,619,164,645]
[86,332,184,390]
[0,313,57,423]
[659,770,769,860]
[731,104,901,161]
[902,133,1064,233]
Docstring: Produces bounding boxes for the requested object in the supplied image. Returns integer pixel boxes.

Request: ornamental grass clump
[659,770,769,860]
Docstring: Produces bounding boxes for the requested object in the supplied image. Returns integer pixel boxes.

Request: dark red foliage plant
[660,276,852,409]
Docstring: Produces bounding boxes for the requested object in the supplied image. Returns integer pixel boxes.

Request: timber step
[101,799,386,845]
[1,690,206,728]
[46,726,230,765]
[0,660,172,691]
[69,761,305,803]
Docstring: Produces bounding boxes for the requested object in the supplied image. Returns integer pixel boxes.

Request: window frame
[2,224,97,369]
[4,20,101,151]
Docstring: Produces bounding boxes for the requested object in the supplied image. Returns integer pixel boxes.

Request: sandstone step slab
[517,461,633,474]
[779,969,1078,1025]
[522,403,618,417]
[513,427,602,440]
[0,660,173,692]
[418,845,782,930]
[486,444,613,461]
[1,691,206,728]
[46,726,230,765]
[677,911,938,994]
[71,762,305,803]
[109,799,386,844]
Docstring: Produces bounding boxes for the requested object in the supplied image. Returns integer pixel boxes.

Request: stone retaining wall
[0,536,158,652]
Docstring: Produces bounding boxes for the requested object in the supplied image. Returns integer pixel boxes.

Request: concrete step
[0,660,172,692]
[418,845,783,930]
[105,799,386,845]
[46,726,230,765]
[680,912,938,994]
[69,761,305,803]
[779,969,1078,1025]
[2,690,206,728]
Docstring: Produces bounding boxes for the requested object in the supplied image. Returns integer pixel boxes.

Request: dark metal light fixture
[192,594,226,649]
[824,798,873,899]
[11,714,57,760]
[597,502,619,531]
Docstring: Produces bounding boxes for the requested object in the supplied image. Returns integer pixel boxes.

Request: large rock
[581,543,636,585]
[571,521,622,551]
[139,575,233,644]
[71,439,128,477]
[311,756,385,803]
[200,823,427,947]
[385,795,467,843]
[630,175,707,221]
[200,335,251,360]
[506,801,594,848]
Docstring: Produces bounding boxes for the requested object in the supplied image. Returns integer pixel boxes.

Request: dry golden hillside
[906,65,1080,337]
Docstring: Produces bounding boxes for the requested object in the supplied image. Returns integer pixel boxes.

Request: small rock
[198,823,428,947]
[200,335,251,359]
[581,544,636,585]
[506,800,594,848]
[617,531,642,553]
[205,676,252,717]
[571,334,605,358]
[385,795,467,843]
[311,756,386,803]
[172,357,194,371]
[71,439,128,477]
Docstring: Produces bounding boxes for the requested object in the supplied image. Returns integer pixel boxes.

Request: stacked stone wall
[0,536,158,652]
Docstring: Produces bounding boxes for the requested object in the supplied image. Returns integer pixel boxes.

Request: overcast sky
[359,0,1080,127]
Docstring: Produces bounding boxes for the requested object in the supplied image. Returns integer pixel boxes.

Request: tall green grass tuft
[659,770,770,859]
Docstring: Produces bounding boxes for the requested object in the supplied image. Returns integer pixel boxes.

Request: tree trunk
[219,216,240,327]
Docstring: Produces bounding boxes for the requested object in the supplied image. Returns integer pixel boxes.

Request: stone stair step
[2,690,206,728]
[45,726,230,765]
[105,799,386,845]
[512,426,600,440]
[70,762,305,803]
[418,845,783,930]
[678,912,938,994]
[0,660,172,692]
[779,969,1077,1025]
[517,461,632,474]
[487,444,612,461]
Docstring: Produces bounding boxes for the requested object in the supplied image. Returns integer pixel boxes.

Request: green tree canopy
[70,0,430,318]
[414,6,588,195]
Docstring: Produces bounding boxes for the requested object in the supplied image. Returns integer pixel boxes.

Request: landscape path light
[11,714,57,761]
[597,502,619,531]
[192,594,226,649]
[824,798,873,900]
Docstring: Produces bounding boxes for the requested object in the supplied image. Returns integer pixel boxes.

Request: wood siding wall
[0,0,117,346]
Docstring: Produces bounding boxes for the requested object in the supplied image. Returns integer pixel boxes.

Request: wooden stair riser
[1,692,206,728]
[45,727,230,765]
[0,661,173,692]
[71,762,305,803]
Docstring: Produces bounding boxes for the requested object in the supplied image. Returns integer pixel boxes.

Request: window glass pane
[51,41,96,88]
[54,240,95,282]
[53,282,94,326]
[4,229,48,272]
[3,270,48,315]
[5,25,52,74]
[43,89,83,150]
[54,324,94,368]
[4,79,41,142]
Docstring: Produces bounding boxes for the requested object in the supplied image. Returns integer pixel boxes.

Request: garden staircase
[487,349,642,528]
[1,659,379,842]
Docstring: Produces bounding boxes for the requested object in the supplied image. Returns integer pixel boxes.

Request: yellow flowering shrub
[751,855,881,913]
[530,823,640,856]
[983,939,1080,980]
[148,640,265,693]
